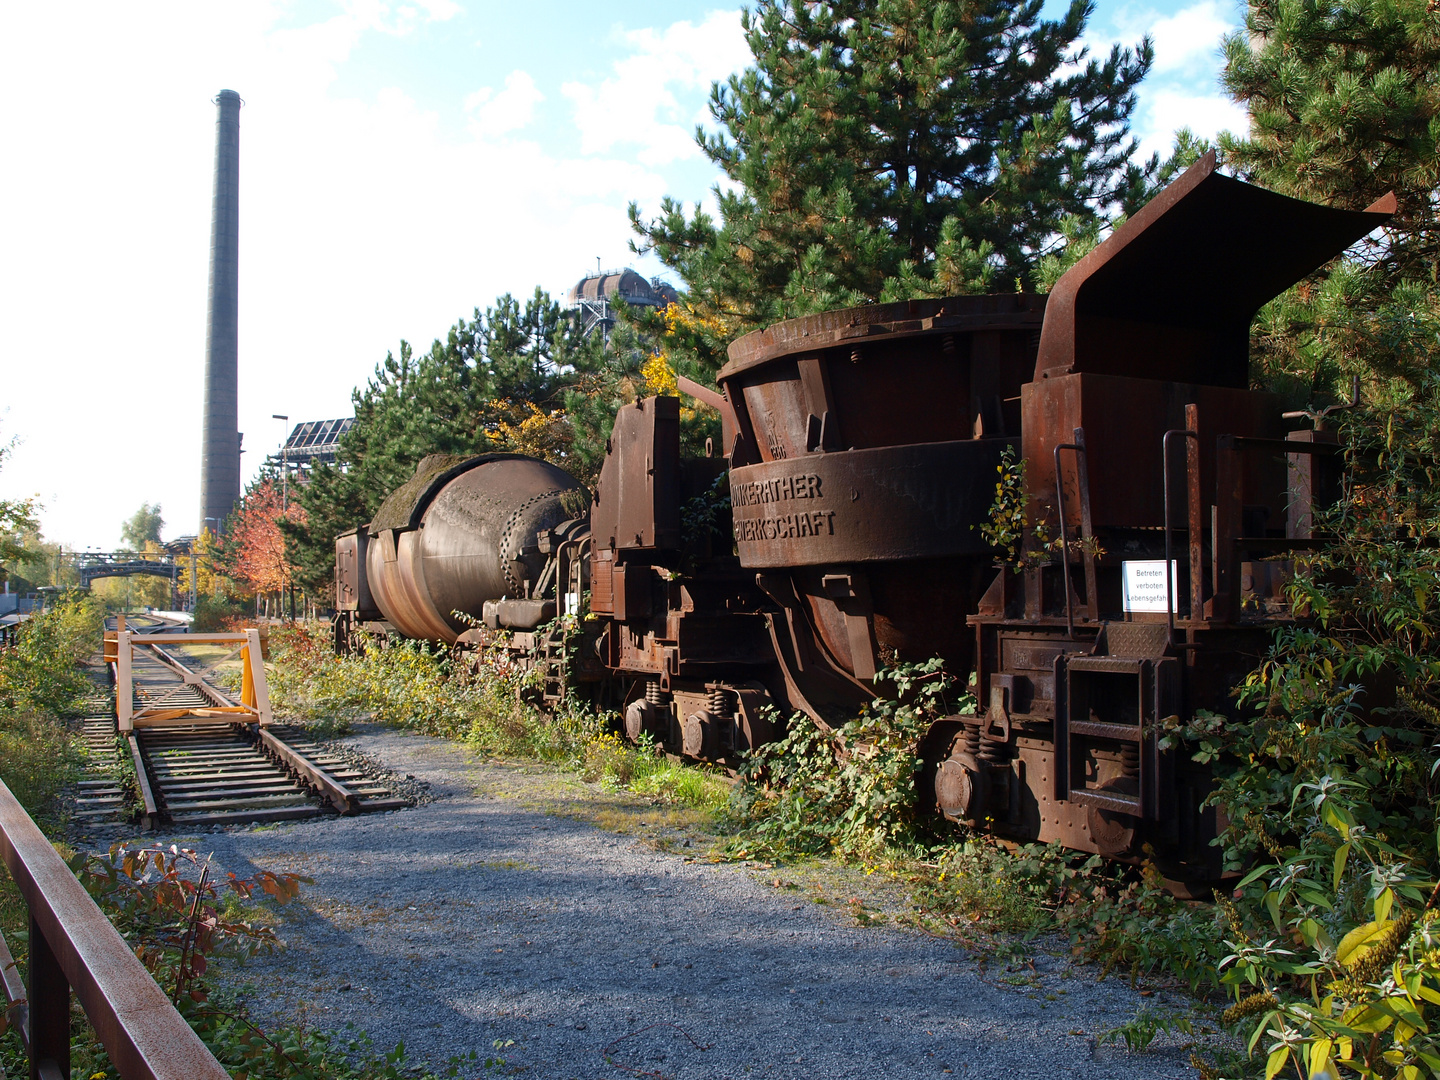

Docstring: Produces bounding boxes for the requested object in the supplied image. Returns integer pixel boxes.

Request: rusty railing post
[27,906,69,1080]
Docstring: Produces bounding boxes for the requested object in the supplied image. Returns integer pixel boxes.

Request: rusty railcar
[334,153,1393,884]
[921,155,1393,884]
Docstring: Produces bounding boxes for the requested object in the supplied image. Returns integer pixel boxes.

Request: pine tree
[286,290,598,597]
[630,0,1154,355]
[1219,0,1440,393]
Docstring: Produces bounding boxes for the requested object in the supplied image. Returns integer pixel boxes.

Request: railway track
[81,615,406,830]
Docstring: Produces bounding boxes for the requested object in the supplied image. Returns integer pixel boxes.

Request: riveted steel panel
[730,439,1013,568]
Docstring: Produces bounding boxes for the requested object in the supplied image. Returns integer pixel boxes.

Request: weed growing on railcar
[730,658,969,859]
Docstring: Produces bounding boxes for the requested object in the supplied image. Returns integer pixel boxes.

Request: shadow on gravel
[139,729,1216,1080]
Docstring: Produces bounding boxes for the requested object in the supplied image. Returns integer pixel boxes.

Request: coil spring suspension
[1120,742,1140,780]
[645,679,667,706]
[709,686,733,720]
[961,722,982,757]
[978,737,1008,765]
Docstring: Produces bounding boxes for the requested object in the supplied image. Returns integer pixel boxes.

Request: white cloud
[1080,1,1245,162]
[464,71,544,137]
[338,0,462,36]
[561,8,748,166]
[1134,87,1250,159]
[1143,0,1234,75]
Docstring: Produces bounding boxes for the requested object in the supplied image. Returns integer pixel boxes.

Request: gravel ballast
[129,725,1211,1078]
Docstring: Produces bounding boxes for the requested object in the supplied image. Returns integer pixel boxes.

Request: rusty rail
[0,777,229,1080]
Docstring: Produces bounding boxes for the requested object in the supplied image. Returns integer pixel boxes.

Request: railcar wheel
[681,710,728,759]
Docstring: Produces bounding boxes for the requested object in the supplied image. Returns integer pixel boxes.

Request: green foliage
[581,731,732,812]
[1208,781,1440,1080]
[1220,0,1440,395]
[0,430,40,572]
[1149,384,1440,1075]
[267,622,603,762]
[268,622,734,817]
[119,502,164,550]
[979,443,1082,570]
[732,659,969,858]
[0,592,104,717]
[978,444,1028,566]
[193,592,249,633]
[631,0,1155,355]
[287,290,600,597]
[1097,1004,1205,1054]
[0,706,80,837]
[680,471,732,551]
[1208,386,1440,877]
[911,836,1069,935]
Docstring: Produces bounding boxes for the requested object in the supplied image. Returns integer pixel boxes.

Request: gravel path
[127,726,1211,1079]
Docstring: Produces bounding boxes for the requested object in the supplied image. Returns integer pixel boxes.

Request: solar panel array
[283,418,353,459]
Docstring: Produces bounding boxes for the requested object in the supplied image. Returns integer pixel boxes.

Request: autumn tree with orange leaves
[218,478,306,611]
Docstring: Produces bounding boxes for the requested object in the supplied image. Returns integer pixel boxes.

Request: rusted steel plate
[591,395,680,552]
[1021,373,1285,532]
[722,323,1037,466]
[730,440,1013,568]
[1036,150,1396,388]
[0,778,230,1080]
[722,294,1045,377]
[334,527,377,616]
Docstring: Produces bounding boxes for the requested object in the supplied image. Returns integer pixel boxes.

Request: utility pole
[273,414,291,620]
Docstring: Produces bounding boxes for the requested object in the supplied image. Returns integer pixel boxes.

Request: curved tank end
[366,455,586,642]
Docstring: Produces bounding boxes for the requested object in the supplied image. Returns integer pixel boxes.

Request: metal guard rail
[0,777,229,1080]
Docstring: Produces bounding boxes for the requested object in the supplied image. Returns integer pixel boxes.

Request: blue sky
[0,0,1248,551]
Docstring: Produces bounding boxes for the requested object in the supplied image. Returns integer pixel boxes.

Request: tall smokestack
[199,89,242,536]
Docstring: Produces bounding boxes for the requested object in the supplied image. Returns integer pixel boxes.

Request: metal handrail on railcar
[0,777,229,1080]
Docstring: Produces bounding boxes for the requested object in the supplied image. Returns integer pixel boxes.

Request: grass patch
[580,731,731,812]
[266,623,734,823]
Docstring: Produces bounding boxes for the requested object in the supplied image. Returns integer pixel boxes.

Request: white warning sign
[1122,560,1180,613]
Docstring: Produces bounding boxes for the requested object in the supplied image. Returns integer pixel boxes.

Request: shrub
[0,593,102,827]
[732,658,970,858]
[0,592,103,716]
